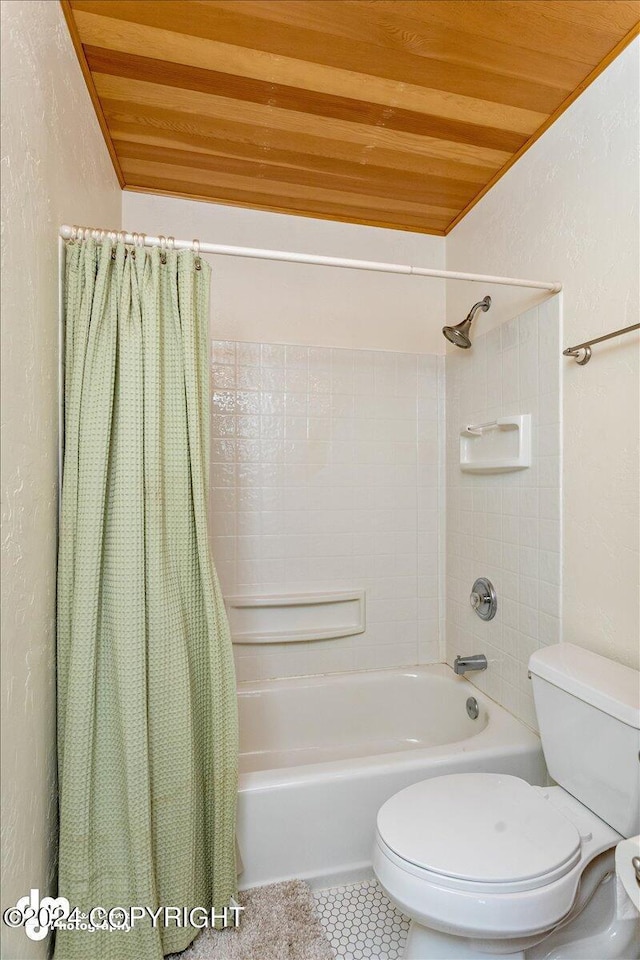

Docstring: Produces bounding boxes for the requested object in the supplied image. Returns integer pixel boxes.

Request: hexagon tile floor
[314,879,410,960]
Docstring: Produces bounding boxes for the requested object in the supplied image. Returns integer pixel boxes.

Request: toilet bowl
[373,644,640,959]
[374,774,626,958]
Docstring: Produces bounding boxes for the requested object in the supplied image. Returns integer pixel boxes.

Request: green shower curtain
[56,238,238,960]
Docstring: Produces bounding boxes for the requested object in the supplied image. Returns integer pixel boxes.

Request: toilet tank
[529,643,640,837]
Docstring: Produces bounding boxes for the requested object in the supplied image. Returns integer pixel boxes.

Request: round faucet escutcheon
[470,577,497,621]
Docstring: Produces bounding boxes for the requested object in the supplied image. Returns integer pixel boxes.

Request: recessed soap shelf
[460,414,531,473]
[225,591,366,644]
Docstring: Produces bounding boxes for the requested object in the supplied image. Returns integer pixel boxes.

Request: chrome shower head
[442,321,473,349]
[442,295,491,348]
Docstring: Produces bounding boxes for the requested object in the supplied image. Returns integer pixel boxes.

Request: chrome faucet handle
[470,591,483,610]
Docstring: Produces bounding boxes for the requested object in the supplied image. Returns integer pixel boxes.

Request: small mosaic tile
[314,879,409,960]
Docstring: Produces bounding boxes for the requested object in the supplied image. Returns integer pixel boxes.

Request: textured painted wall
[446,40,639,670]
[122,193,447,354]
[0,2,121,957]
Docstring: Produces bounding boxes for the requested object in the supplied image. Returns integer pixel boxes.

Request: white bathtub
[236,664,546,889]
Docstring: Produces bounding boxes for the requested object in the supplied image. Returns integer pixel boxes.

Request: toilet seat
[373,777,622,941]
[376,773,581,892]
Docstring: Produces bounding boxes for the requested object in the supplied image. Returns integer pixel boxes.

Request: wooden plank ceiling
[63,0,639,235]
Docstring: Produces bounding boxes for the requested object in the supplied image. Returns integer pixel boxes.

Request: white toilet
[373,643,640,959]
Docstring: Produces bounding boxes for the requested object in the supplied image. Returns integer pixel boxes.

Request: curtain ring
[159,235,167,265]
[168,236,175,250]
[193,238,201,271]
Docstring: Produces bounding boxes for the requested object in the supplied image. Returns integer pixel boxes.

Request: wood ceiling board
[120,157,459,219]
[70,1,572,112]
[112,135,481,207]
[94,74,511,169]
[64,0,640,234]
[197,0,589,86]
[446,19,640,232]
[86,46,531,154]
[125,183,448,234]
[360,1,640,61]
[103,107,494,183]
[120,166,457,235]
[74,10,548,131]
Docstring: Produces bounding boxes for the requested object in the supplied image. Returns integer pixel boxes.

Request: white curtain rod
[59,224,562,292]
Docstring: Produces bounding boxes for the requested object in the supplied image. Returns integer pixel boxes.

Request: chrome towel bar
[563,323,640,365]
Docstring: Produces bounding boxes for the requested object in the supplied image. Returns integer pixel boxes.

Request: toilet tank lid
[529,644,640,729]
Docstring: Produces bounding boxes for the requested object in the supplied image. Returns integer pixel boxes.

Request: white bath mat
[314,878,409,960]
[168,879,335,959]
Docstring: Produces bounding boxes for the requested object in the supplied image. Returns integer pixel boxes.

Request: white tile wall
[209,341,445,681]
[445,298,562,729]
